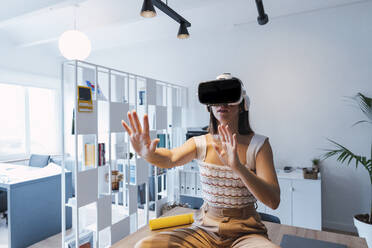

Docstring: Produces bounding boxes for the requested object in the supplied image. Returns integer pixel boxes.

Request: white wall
[88,2,372,232]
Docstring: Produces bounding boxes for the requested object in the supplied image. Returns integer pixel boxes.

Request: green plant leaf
[347,155,354,165]
[322,139,368,171]
[355,93,372,123]
[352,120,372,127]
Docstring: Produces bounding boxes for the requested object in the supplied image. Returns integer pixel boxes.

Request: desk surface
[112,207,367,248]
[0,163,66,188]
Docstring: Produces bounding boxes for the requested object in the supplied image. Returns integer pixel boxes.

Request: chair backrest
[259,212,281,224]
[29,154,50,168]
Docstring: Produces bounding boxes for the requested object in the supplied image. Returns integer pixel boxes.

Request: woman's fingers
[132,110,143,133]
[220,125,230,144]
[232,133,237,150]
[218,125,226,143]
[212,141,221,155]
[149,138,160,152]
[127,111,137,133]
[225,125,232,144]
[121,120,132,135]
[143,114,150,135]
[212,141,226,164]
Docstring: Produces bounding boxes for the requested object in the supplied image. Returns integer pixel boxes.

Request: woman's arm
[235,140,280,210]
[213,124,280,210]
[143,138,197,168]
[122,110,197,169]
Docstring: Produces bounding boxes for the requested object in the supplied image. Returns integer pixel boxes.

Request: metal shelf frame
[60,60,188,248]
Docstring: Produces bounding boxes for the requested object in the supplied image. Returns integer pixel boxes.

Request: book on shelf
[84,144,95,166]
[98,143,105,166]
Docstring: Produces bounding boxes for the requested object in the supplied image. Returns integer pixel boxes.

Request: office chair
[29,154,50,168]
[0,191,6,224]
[259,212,281,224]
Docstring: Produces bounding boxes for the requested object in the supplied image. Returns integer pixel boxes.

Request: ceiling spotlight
[255,0,269,25]
[140,0,191,39]
[141,0,156,18]
[177,22,189,39]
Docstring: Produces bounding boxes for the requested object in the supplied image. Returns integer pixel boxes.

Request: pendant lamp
[59,5,91,60]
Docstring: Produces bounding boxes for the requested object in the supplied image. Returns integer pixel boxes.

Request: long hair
[207,99,254,135]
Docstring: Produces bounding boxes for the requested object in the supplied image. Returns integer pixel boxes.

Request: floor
[0,216,7,248]
[0,205,155,248]
[323,227,357,236]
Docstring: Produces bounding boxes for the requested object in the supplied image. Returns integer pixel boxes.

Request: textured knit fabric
[193,134,267,208]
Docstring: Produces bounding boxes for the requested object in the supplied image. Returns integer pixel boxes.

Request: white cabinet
[266,179,292,225]
[258,169,322,230]
[292,179,321,230]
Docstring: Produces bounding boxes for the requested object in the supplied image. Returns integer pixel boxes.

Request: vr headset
[198,73,250,111]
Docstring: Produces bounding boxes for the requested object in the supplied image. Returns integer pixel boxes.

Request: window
[29,87,59,154]
[0,83,59,160]
[0,84,26,157]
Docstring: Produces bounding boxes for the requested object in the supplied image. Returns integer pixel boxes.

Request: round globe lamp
[58,30,91,60]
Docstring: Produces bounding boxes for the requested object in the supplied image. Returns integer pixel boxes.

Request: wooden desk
[112,207,368,248]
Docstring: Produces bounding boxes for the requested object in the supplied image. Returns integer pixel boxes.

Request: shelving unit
[61,60,188,248]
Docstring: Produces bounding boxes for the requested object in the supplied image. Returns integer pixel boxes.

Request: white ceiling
[0,0,370,54]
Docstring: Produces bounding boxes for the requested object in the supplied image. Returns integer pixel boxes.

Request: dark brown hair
[207,99,254,135]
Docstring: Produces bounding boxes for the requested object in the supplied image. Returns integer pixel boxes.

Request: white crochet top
[193,134,268,208]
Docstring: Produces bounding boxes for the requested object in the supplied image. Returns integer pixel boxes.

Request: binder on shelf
[180,171,186,195]
[116,143,127,159]
[84,144,95,166]
[185,172,191,195]
[190,172,196,196]
[196,174,202,197]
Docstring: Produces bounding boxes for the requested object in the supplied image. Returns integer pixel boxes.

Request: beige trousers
[135,203,280,248]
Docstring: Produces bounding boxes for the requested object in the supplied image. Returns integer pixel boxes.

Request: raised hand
[212,124,242,172]
[121,110,160,159]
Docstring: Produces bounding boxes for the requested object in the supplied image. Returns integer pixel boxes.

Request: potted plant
[323,93,372,247]
[311,158,321,173]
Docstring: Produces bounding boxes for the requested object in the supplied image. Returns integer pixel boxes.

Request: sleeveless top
[193,133,268,208]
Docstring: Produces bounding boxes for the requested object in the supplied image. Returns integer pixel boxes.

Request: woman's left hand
[212,124,243,173]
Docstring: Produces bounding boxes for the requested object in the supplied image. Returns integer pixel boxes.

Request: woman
[121,75,280,248]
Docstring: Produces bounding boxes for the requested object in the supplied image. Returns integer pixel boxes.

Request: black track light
[141,0,156,18]
[140,0,192,39]
[177,22,189,39]
[255,0,268,25]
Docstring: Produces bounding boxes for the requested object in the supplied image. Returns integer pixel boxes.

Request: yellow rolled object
[149,213,194,230]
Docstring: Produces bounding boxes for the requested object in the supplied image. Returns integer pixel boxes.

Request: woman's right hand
[121,110,160,159]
